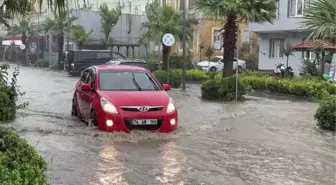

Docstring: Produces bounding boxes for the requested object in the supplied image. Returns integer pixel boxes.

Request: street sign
[19,44,26,50]
[162,33,175,47]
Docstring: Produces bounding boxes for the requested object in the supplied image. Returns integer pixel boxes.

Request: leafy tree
[194,0,277,76]
[42,9,77,69]
[141,1,194,70]
[70,25,93,48]
[283,41,294,75]
[99,3,122,47]
[0,0,33,27]
[204,46,215,66]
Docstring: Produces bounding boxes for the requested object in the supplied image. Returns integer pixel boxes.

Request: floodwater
[5,64,336,185]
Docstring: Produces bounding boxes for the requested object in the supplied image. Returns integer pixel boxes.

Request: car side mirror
[162,83,171,91]
[81,84,91,91]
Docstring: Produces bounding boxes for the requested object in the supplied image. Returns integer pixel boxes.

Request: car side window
[80,70,89,83]
[87,69,95,84]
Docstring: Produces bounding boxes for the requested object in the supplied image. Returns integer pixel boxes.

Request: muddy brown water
[4,65,335,185]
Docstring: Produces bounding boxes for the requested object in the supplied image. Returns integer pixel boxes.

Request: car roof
[119,59,146,63]
[95,64,147,71]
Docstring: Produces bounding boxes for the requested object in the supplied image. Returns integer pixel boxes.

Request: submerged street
[7,65,336,185]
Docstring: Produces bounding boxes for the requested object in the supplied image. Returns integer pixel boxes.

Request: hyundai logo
[138,106,149,112]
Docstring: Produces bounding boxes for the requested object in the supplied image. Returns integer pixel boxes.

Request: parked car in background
[71,65,177,133]
[64,49,126,76]
[106,59,151,71]
[196,56,246,72]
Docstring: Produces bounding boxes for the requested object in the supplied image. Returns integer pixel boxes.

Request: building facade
[248,0,312,74]
[160,0,253,62]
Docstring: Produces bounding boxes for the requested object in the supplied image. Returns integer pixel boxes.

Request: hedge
[0,84,16,122]
[201,76,246,100]
[0,127,48,185]
[153,69,182,88]
[241,75,336,100]
[36,59,49,68]
[314,96,336,131]
[186,69,211,81]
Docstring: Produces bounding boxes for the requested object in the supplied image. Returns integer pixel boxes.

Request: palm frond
[301,0,336,40]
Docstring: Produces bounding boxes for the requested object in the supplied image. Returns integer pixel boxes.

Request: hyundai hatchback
[71,65,178,133]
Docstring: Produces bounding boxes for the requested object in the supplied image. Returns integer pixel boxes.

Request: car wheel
[71,99,77,116]
[89,109,98,127]
[209,66,217,72]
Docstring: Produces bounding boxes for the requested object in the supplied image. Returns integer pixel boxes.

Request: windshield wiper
[132,72,142,91]
[146,73,160,90]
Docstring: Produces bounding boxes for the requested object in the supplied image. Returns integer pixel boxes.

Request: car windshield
[210,57,222,62]
[99,70,161,91]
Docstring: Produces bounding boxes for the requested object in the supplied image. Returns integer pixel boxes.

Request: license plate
[131,119,157,125]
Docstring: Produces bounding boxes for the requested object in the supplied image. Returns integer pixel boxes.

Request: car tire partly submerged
[71,100,77,116]
[88,110,98,127]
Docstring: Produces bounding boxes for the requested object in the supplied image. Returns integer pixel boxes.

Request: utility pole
[66,0,70,50]
[181,0,187,91]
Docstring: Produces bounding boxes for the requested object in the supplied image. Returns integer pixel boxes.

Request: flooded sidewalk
[7,65,336,185]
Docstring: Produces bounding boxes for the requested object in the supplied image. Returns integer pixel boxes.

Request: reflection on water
[97,144,129,185]
[156,141,183,185]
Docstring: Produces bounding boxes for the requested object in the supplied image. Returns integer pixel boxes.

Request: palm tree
[8,18,33,63]
[99,3,122,47]
[0,0,32,27]
[301,0,336,43]
[194,0,277,77]
[42,9,77,69]
[70,25,93,48]
[141,1,194,70]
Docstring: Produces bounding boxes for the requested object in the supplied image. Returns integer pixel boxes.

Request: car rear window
[99,70,161,91]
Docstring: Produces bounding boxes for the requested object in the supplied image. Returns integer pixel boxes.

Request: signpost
[162,33,175,85]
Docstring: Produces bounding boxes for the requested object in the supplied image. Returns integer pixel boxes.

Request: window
[180,0,184,11]
[269,39,284,58]
[189,0,194,10]
[213,29,223,51]
[80,70,90,83]
[289,0,310,17]
[99,71,161,91]
[276,0,279,18]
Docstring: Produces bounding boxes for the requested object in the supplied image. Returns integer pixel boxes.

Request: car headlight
[100,97,118,114]
[167,97,176,113]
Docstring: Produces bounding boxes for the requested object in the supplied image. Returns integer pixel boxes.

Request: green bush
[0,127,48,185]
[206,71,218,79]
[153,69,182,88]
[186,69,211,81]
[168,55,194,70]
[201,76,246,101]
[0,84,16,121]
[37,59,49,68]
[314,96,336,131]
[241,75,336,100]
[49,61,59,70]
[0,65,28,122]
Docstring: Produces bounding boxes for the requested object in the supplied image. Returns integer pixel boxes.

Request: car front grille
[120,106,164,112]
[124,119,163,131]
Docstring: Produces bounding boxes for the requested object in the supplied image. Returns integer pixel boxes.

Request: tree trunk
[222,14,237,77]
[21,33,27,64]
[285,56,289,75]
[57,34,64,70]
[162,44,170,70]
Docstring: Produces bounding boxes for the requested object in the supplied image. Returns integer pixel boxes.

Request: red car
[71,65,178,133]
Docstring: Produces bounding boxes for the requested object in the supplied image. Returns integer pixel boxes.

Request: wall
[258,31,311,74]
[249,0,309,32]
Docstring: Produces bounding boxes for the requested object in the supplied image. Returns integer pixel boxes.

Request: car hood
[197,61,217,67]
[98,91,170,107]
